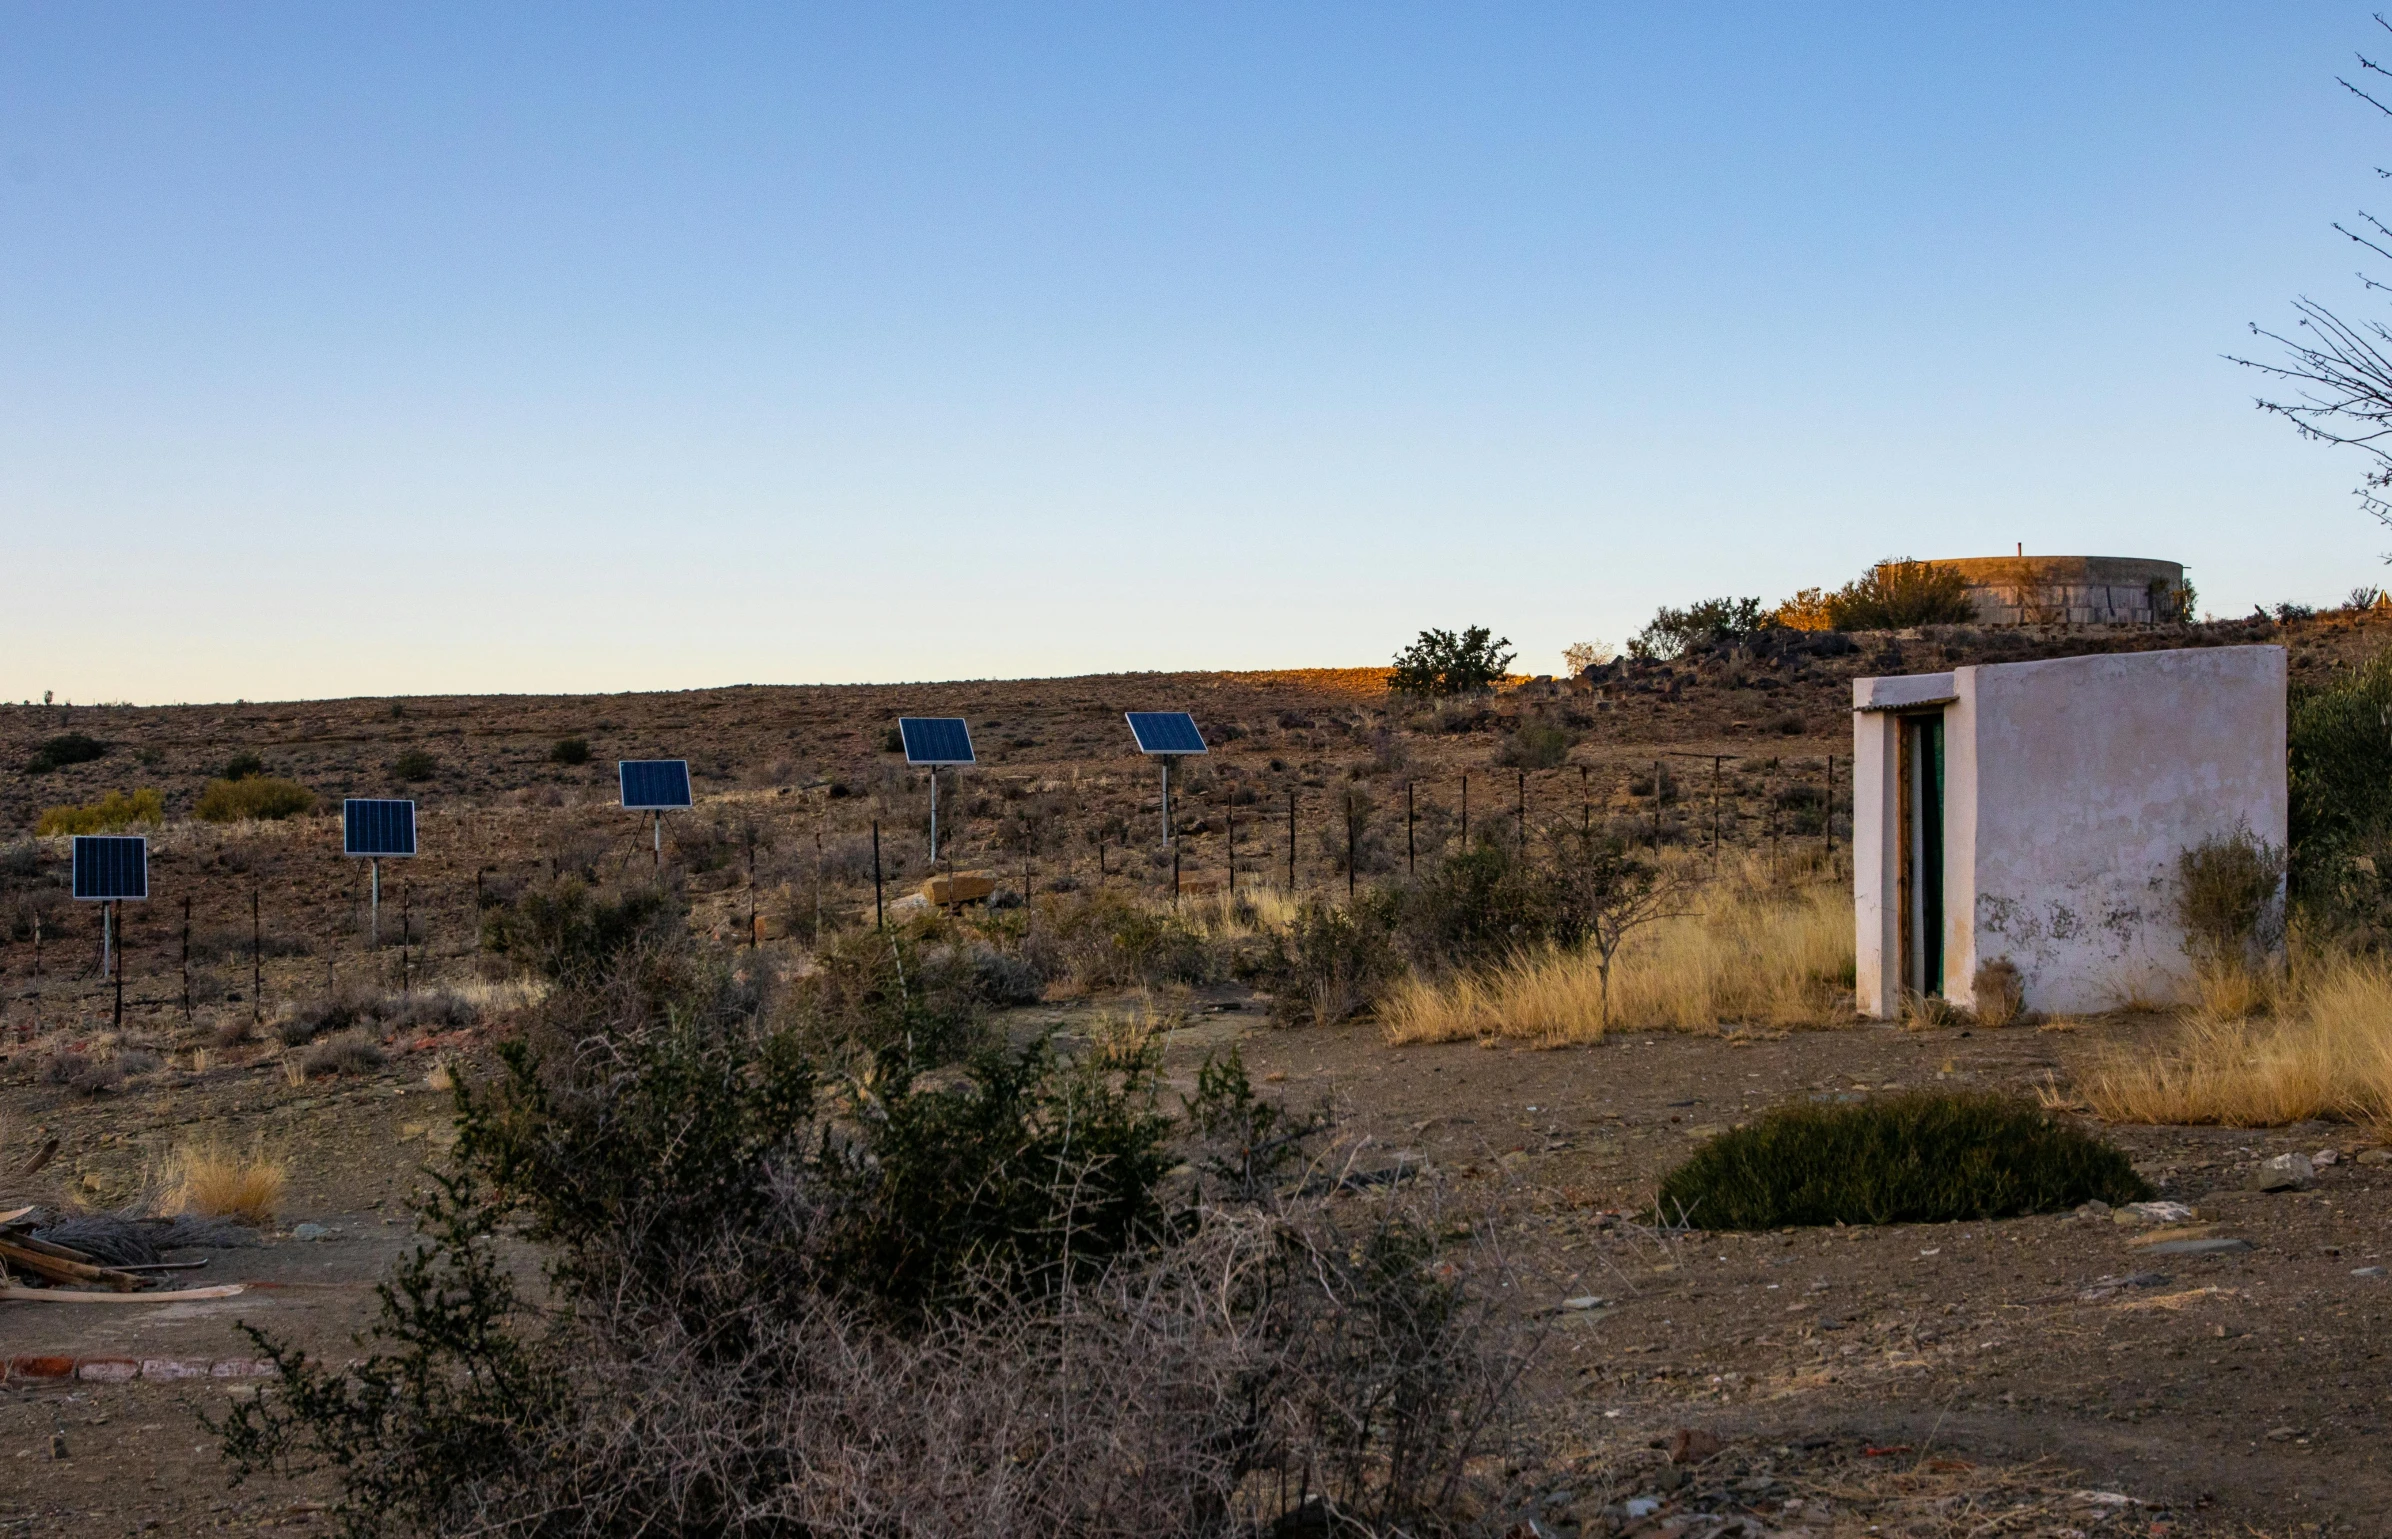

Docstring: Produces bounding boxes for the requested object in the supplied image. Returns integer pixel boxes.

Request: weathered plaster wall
[1855,646,2285,1018]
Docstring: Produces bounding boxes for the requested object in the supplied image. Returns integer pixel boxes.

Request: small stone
[1624,1497,1661,1519]
[2264,1425,2302,1442]
[2313,1148,2341,1167]
[292,1222,330,1241]
[2248,1153,2316,1193]
[2076,1199,2112,1218]
[47,1433,67,1461]
[1559,1295,1606,1311]
[2359,1148,2392,1166]
[1666,1427,1722,1465]
[2114,1201,2199,1227]
[2354,1266,2387,1278]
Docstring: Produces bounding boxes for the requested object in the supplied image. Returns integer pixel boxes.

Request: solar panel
[899,718,975,765]
[1126,712,1208,755]
[343,798,418,858]
[72,836,148,900]
[619,760,694,810]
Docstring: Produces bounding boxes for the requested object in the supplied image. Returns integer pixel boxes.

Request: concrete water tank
[1919,556,2188,627]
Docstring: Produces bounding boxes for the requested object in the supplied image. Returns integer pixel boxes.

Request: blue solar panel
[1126,712,1208,755]
[899,718,975,765]
[72,836,148,901]
[619,760,694,809]
[343,799,418,857]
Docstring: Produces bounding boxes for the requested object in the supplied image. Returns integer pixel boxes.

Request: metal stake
[1227,799,1236,894]
[102,899,113,981]
[251,886,261,1028]
[180,896,192,1025]
[370,858,381,948]
[1287,789,1297,890]
[111,901,123,1031]
[928,767,940,862]
[872,820,885,931]
[1516,768,1525,853]
[1460,773,1468,847]
[1160,758,1173,845]
[1406,780,1415,875]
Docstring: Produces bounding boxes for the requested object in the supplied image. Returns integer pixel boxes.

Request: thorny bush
[215,918,1536,1537]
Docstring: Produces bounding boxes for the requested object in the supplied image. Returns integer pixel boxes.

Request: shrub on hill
[549,736,589,765]
[196,776,316,823]
[221,750,265,781]
[1656,1091,2150,1228]
[392,748,438,782]
[1388,625,1515,697]
[26,733,107,774]
[1629,597,1768,660]
[35,788,165,835]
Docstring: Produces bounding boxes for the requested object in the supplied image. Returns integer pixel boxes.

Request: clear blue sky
[5,4,2388,703]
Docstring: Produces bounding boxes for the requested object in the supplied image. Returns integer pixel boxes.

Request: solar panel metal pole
[654,812,663,871]
[370,858,381,949]
[101,899,112,981]
[929,768,939,863]
[111,902,123,1030]
[1160,759,1171,846]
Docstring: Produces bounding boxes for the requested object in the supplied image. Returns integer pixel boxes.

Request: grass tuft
[1655,1091,2151,1229]
[161,1140,286,1226]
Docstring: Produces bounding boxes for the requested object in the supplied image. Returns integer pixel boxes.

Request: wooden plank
[0,1283,244,1303]
[0,1238,141,1292]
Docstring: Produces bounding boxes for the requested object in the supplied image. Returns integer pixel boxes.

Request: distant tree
[1388,626,1515,697]
[1628,597,1767,660]
[1547,832,1693,1028]
[1560,640,1614,676]
[2236,18,2392,544]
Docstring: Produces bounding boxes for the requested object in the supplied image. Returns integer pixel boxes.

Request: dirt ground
[3,1003,2386,1535]
[4,616,2390,1535]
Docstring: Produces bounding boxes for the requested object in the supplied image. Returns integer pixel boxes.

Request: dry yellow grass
[159,1139,287,1226]
[2076,955,2392,1132]
[1379,857,1855,1045]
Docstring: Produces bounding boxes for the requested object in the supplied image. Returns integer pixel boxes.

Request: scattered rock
[1558,1295,1607,1311]
[2354,1266,2387,1278]
[1623,1497,1661,1519]
[1666,1427,1722,1465]
[2247,1153,2315,1193]
[2358,1148,2392,1166]
[291,1222,332,1242]
[2264,1425,2303,1442]
[2114,1200,2199,1227]
[2075,1199,2112,1219]
[2313,1148,2341,1167]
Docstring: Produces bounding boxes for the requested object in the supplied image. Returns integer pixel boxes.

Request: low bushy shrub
[1656,1092,2150,1228]
[222,751,265,781]
[2177,828,2286,969]
[213,944,1528,1536]
[196,775,316,823]
[392,748,438,782]
[1253,900,1403,1025]
[549,736,590,765]
[301,1029,387,1078]
[480,877,678,983]
[26,732,106,773]
[35,788,165,835]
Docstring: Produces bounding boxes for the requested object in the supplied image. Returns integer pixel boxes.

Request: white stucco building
[1852,645,2286,1018]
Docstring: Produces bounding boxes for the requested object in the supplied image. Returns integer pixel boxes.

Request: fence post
[872,820,884,931]
[1406,780,1415,875]
[180,896,192,1025]
[1287,789,1296,891]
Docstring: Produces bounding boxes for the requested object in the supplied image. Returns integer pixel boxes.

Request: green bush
[549,736,589,766]
[35,788,164,835]
[1387,625,1514,698]
[1388,840,1572,973]
[1823,559,1975,631]
[1254,899,1403,1025]
[195,776,316,823]
[1494,721,1574,769]
[1629,597,1766,660]
[392,748,438,782]
[221,750,265,781]
[479,877,678,982]
[2175,828,2286,967]
[2289,646,2392,916]
[781,922,991,1068]
[26,733,106,774]
[1656,1092,2151,1229]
